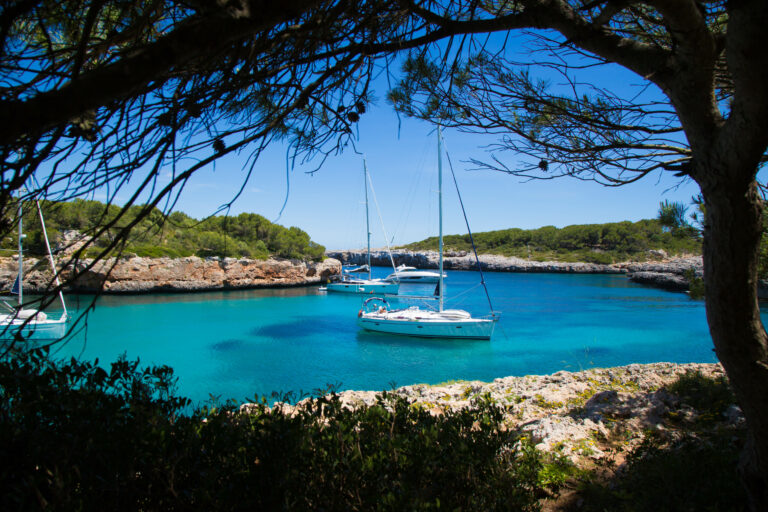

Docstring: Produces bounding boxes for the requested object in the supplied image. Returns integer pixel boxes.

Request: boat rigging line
[441,138,496,316]
[364,157,399,276]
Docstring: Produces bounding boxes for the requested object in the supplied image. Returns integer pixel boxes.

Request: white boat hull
[391,275,441,284]
[386,266,445,284]
[0,317,67,340]
[327,281,399,294]
[358,309,495,340]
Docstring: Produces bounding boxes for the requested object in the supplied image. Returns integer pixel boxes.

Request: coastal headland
[328,249,702,292]
[0,249,712,294]
[0,255,342,294]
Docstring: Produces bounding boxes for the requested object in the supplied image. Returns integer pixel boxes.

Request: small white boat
[326,277,399,294]
[1,195,69,341]
[358,127,497,340]
[0,305,67,340]
[385,264,445,284]
[327,160,400,295]
[343,264,370,273]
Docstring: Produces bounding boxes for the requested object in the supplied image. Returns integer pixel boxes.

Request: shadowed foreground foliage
[0,348,543,511]
[571,371,747,512]
[0,350,749,511]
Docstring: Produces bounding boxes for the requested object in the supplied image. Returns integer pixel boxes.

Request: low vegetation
[1,199,325,261]
[401,219,701,264]
[564,370,746,512]
[0,348,748,511]
[0,347,545,511]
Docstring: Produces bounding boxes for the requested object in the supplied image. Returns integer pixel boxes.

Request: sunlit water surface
[47,267,765,406]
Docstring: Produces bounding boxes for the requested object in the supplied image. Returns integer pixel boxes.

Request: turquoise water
[50,268,755,407]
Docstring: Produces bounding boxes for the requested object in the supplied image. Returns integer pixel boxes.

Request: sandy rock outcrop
[0,256,341,294]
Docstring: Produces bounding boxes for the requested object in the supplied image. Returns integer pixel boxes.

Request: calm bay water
[50,267,761,406]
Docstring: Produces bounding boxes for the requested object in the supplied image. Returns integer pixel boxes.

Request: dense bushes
[2,199,325,261]
[0,350,751,511]
[403,219,701,263]
[0,348,546,511]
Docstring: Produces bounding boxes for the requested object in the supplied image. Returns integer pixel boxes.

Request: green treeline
[2,199,325,261]
[402,219,701,264]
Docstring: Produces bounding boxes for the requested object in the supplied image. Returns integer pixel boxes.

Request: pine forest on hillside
[402,219,701,264]
[1,199,325,262]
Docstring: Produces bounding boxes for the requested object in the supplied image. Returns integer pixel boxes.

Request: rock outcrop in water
[0,256,341,294]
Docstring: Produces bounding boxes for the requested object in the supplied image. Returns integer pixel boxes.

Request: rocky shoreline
[4,247,763,297]
[246,362,737,466]
[0,255,342,294]
[327,249,703,292]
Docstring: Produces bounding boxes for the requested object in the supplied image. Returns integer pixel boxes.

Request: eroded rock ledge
[0,256,341,294]
[245,362,736,465]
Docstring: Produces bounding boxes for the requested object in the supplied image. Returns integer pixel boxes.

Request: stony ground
[256,362,738,467]
[240,362,745,510]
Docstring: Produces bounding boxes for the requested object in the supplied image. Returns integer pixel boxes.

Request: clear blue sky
[164,99,700,251]
[77,32,705,251]
[100,31,702,252]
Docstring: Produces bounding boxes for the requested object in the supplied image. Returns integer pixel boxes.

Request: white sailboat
[1,197,69,340]
[385,264,445,284]
[357,128,497,340]
[326,160,399,295]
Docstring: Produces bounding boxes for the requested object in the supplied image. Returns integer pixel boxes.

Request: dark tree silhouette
[3,1,768,508]
[389,1,768,507]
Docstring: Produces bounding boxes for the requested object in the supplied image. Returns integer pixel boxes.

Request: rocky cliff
[0,256,341,294]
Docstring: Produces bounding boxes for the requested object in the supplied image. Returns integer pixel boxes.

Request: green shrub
[667,370,735,422]
[0,348,547,511]
[684,268,705,299]
[1,199,325,261]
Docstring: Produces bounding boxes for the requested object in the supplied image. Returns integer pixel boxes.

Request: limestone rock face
[327,249,705,275]
[625,271,690,291]
[0,256,341,294]
[327,250,718,295]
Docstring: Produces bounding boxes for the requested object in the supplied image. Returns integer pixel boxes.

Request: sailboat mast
[437,127,444,312]
[36,200,68,318]
[364,159,372,281]
[17,196,23,307]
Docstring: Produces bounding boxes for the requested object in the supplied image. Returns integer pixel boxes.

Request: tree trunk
[701,177,768,510]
